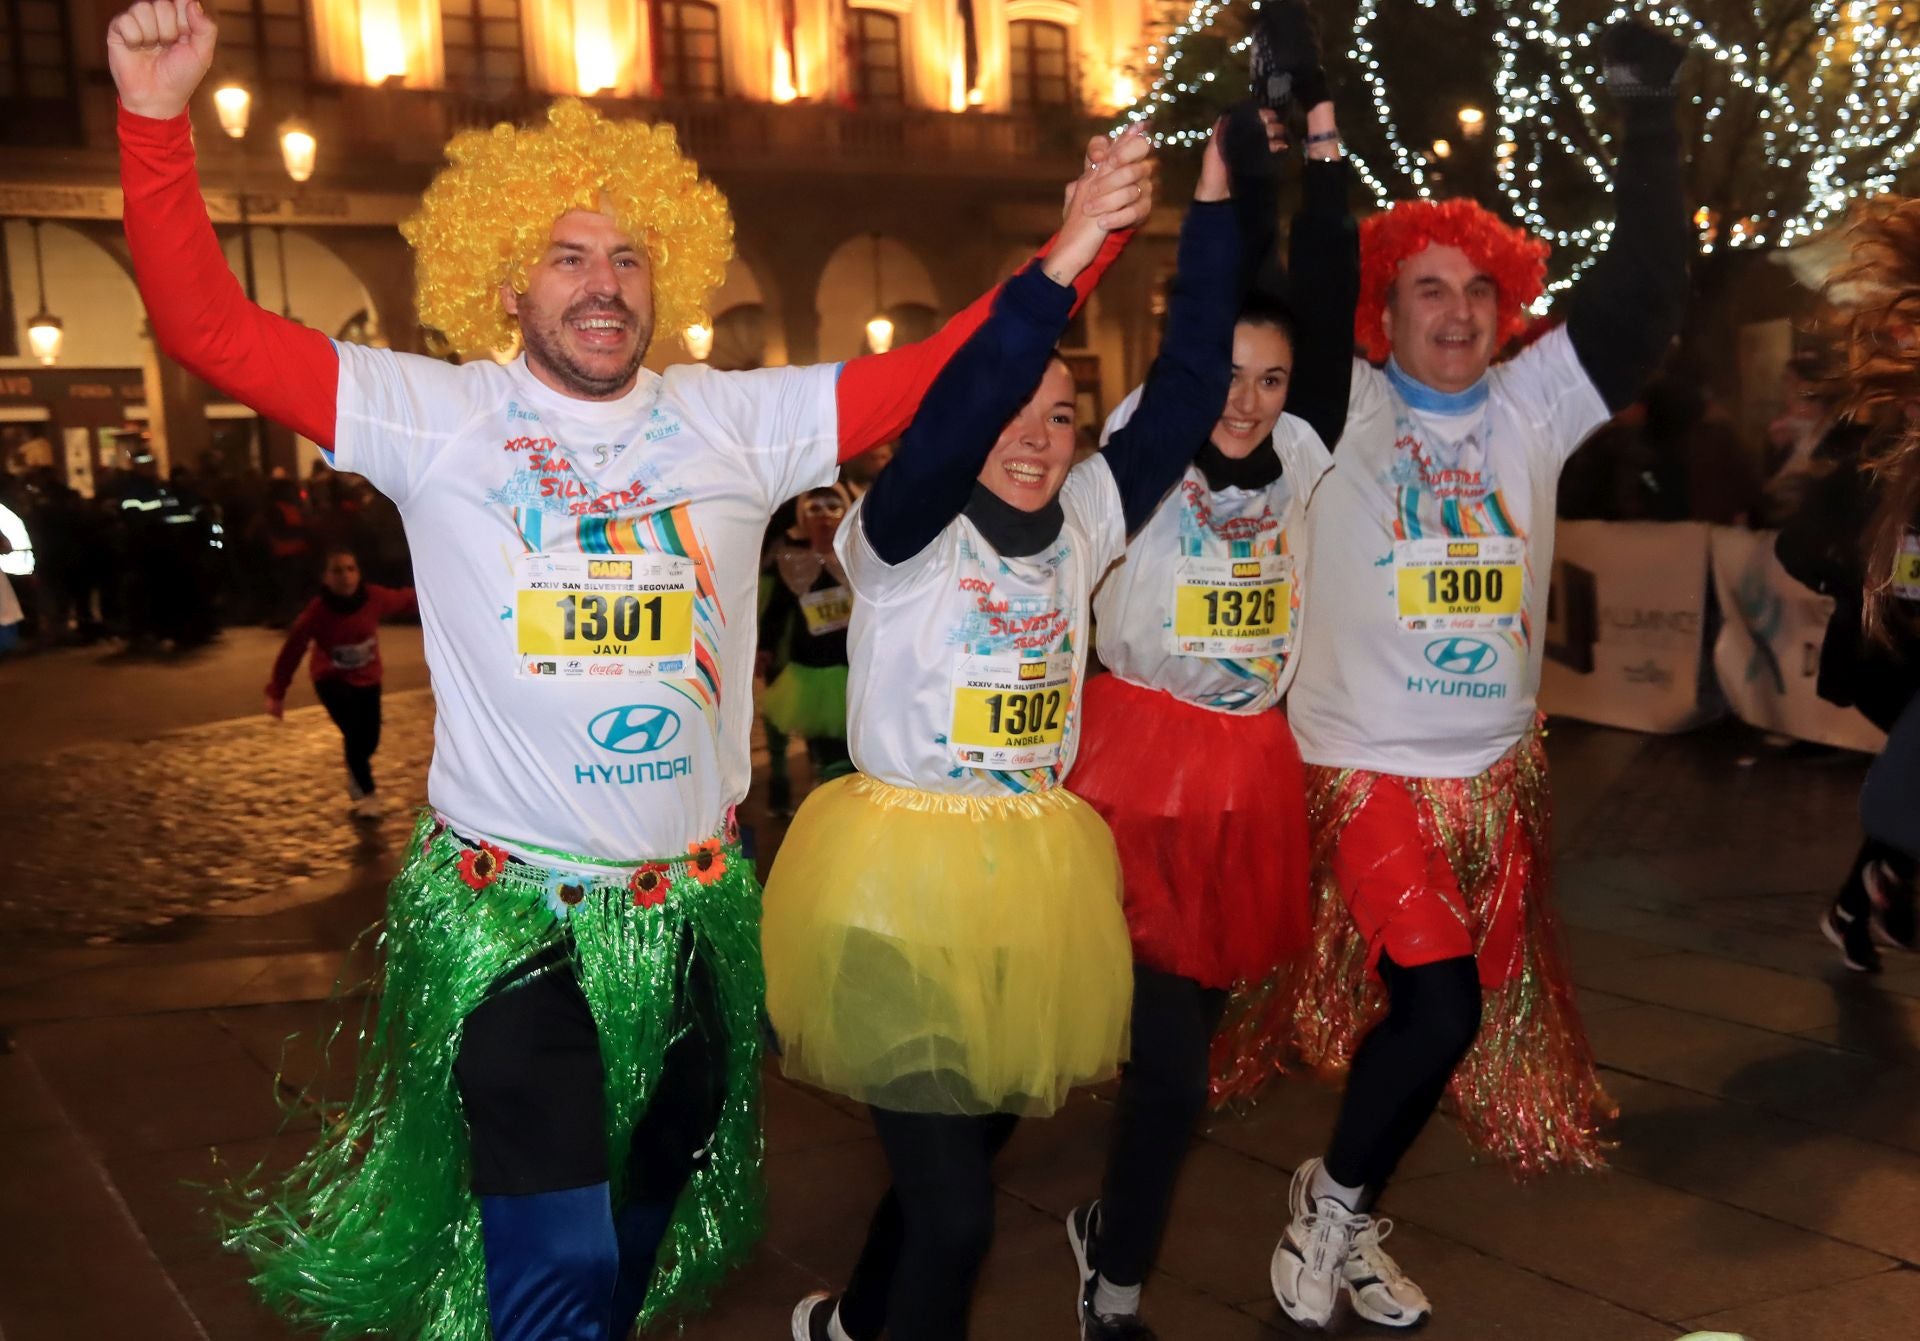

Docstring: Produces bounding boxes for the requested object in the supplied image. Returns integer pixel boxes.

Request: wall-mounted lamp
[25,221,63,367]
[279,121,317,183]
[865,234,894,355]
[213,83,252,138]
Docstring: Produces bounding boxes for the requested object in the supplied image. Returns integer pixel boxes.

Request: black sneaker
[790,1292,838,1341]
[1866,860,1917,952]
[1067,1202,1158,1341]
[1822,901,1882,973]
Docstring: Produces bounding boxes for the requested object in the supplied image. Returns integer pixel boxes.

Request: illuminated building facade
[1,1,1170,481]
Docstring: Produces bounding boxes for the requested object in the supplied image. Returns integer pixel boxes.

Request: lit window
[0,0,73,101]
[852,9,903,107]
[654,0,722,100]
[441,0,525,97]
[1008,18,1071,110]
[212,0,311,87]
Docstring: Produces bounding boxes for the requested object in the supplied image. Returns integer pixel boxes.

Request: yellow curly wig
[399,98,733,358]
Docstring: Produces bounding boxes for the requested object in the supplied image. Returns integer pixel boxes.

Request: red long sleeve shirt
[266,584,418,697]
[116,105,1128,465]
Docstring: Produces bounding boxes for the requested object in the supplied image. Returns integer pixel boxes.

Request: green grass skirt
[224,813,767,1338]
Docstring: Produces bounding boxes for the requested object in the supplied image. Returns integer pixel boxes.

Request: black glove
[1222,99,1280,185]
[1222,100,1284,300]
[1250,0,1330,114]
[1602,18,1687,100]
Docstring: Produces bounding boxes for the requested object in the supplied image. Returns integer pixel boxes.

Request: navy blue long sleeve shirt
[1284,158,1359,451]
[862,201,1241,564]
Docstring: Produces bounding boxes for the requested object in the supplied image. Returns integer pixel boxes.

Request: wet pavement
[1,636,1917,1339]
[0,626,434,940]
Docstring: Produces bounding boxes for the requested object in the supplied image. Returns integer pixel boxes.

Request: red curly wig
[1355,198,1550,363]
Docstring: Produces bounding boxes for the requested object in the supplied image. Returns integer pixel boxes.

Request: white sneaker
[791,1292,834,1341]
[350,792,388,820]
[1343,1215,1431,1327]
[1270,1158,1369,1330]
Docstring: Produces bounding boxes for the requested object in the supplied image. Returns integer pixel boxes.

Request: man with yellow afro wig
[107,4,1156,1339]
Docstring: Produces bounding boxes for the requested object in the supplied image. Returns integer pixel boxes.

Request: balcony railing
[340,87,1101,179]
[11,77,1105,198]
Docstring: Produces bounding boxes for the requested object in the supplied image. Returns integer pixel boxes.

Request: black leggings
[453,937,729,1330]
[1324,953,1481,1196]
[454,938,728,1197]
[315,678,382,796]
[1096,966,1227,1287]
[838,1108,1021,1341]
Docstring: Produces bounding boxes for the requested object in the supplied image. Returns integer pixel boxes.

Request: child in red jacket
[266,547,416,818]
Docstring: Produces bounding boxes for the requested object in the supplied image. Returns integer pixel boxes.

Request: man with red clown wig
[104,5,1153,1341]
[1254,18,1691,1331]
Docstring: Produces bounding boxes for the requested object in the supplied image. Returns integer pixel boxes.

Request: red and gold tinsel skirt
[1208,721,1614,1174]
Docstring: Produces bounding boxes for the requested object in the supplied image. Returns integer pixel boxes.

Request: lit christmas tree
[1124,1,1920,296]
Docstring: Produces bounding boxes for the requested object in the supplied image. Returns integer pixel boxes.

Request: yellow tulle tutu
[762,774,1132,1116]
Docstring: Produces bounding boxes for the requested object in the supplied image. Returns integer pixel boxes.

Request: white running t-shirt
[1287,326,1609,778]
[838,456,1127,796]
[329,343,839,857]
[1093,386,1332,714]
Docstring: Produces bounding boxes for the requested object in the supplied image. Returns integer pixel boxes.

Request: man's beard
[519,297,653,400]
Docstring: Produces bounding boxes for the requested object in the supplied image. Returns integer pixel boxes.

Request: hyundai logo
[588,704,683,754]
[1424,636,1499,676]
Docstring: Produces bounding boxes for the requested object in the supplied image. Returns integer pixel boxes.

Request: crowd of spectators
[0,446,411,653]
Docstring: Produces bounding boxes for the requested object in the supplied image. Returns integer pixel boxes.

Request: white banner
[1540,521,1716,734]
[1710,527,1887,753]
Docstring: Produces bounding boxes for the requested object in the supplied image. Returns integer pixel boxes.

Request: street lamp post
[203,83,319,469]
[25,220,64,366]
[212,83,258,302]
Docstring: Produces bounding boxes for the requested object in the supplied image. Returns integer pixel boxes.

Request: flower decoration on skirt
[457,840,508,892]
[687,838,728,886]
[629,864,672,909]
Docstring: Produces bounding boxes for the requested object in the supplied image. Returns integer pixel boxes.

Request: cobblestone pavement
[1,691,435,945]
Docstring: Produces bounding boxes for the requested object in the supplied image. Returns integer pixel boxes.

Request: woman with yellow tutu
[766,121,1247,1341]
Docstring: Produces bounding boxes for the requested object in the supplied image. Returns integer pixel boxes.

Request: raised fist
[1602,18,1687,100]
[107,1,218,121]
[1220,100,1285,187]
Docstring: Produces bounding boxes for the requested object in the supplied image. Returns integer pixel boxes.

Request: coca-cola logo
[587,664,625,676]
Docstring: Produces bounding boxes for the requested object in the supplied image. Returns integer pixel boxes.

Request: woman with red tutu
[1059,20,1358,1335]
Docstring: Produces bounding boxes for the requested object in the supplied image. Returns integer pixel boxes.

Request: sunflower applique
[628,863,672,909]
[686,838,728,886]
[457,840,509,891]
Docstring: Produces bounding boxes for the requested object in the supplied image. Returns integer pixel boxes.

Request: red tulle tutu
[1068,672,1310,989]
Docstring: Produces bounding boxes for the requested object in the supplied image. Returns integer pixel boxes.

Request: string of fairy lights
[1120,0,1920,302]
